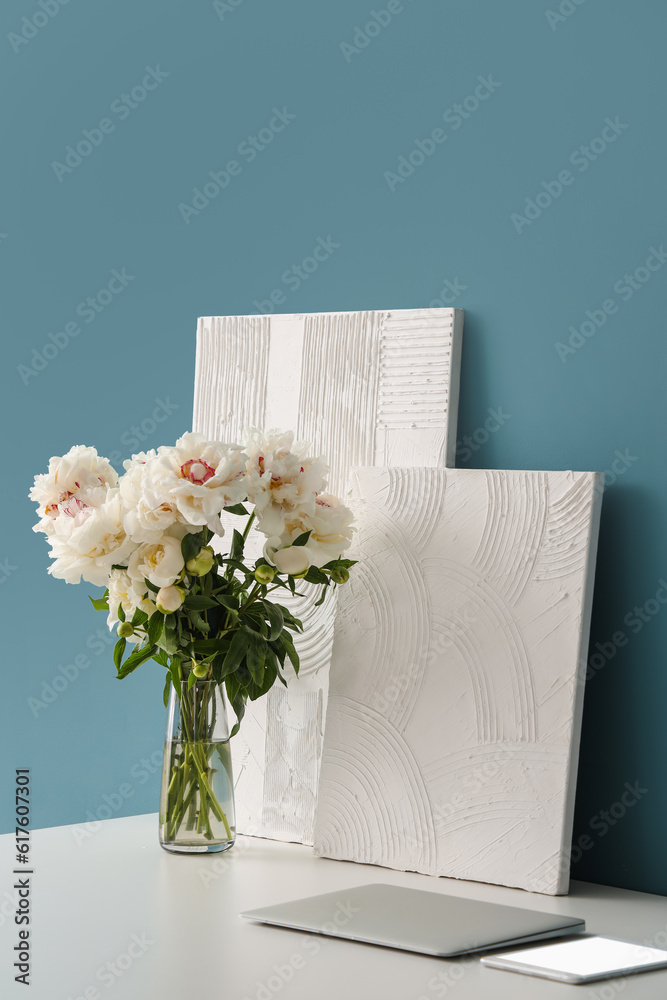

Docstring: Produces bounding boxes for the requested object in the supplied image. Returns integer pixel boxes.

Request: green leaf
[274,605,303,630]
[263,645,280,685]
[223,503,249,516]
[162,673,172,708]
[110,564,128,571]
[262,601,284,642]
[158,625,178,656]
[116,603,126,623]
[113,638,126,671]
[210,653,223,683]
[228,694,246,738]
[116,643,158,680]
[243,645,285,701]
[181,530,205,565]
[263,576,291,593]
[144,577,160,594]
[221,629,250,675]
[146,611,165,647]
[247,658,277,701]
[191,637,231,655]
[292,530,311,547]
[188,669,196,689]
[225,672,247,737]
[225,672,241,704]
[218,558,253,577]
[230,529,245,563]
[216,595,239,611]
[246,633,266,687]
[153,647,169,668]
[184,595,218,610]
[322,558,357,570]
[281,633,300,675]
[187,608,210,633]
[131,607,149,627]
[269,639,286,667]
[89,594,109,611]
[169,660,180,691]
[304,566,328,585]
[242,607,268,638]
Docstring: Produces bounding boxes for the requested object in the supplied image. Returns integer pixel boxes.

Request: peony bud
[273,546,310,577]
[192,661,209,679]
[117,622,135,638]
[186,546,215,577]
[156,585,185,614]
[254,564,276,585]
[330,566,349,585]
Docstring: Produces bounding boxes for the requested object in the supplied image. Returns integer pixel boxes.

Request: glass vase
[159,679,236,854]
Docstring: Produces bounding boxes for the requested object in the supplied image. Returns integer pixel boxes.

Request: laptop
[240,883,585,958]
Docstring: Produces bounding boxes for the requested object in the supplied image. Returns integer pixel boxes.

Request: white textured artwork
[313,467,602,894]
[192,309,464,842]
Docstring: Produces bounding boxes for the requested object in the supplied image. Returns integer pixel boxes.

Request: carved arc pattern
[314,467,602,894]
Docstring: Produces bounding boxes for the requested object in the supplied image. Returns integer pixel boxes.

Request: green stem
[196,782,207,835]
[239,584,262,613]
[242,510,256,542]
[165,683,233,843]
[190,744,231,835]
[186,787,198,830]
[167,764,179,798]
[166,753,185,840]
[169,763,198,837]
[239,579,295,617]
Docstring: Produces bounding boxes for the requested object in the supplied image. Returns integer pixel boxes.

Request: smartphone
[481,935,667,984]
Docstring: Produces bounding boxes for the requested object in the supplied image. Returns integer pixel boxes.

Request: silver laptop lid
[240,883,585,958]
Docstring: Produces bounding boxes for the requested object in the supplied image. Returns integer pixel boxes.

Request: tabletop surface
[1,813,667,999]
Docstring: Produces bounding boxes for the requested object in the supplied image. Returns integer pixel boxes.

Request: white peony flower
[30,445,118,534]
[272,545,310,576]
[263,535,282,563]
[244,429,328,537]
[145,432,248,527]
[119,450,181,544]
[45,489,135,587]
[32,513,59,538]
[204,513,225,536]
[127,532,185,589]
[276,493,355,568]
[123,450,157,467]
[107,568,156,635]
[156,585,185,614]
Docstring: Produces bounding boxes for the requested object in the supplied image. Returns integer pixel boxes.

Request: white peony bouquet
[30,429,356,733]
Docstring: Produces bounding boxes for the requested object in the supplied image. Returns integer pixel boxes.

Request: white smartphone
[481,935,667,984]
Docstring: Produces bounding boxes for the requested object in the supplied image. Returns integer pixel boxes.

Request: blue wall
[2,0,665,895]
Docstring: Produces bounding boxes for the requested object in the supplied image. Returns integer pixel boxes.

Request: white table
[2,813,667,999]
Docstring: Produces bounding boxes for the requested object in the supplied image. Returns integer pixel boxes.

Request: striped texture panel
[313,468,602,894]
[192,309,463,843]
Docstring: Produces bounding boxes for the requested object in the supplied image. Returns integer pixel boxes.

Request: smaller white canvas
[314,467,602,894]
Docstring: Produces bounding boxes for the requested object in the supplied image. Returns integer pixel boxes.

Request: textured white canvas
[313,467,602,894]
[192,308,464,842]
